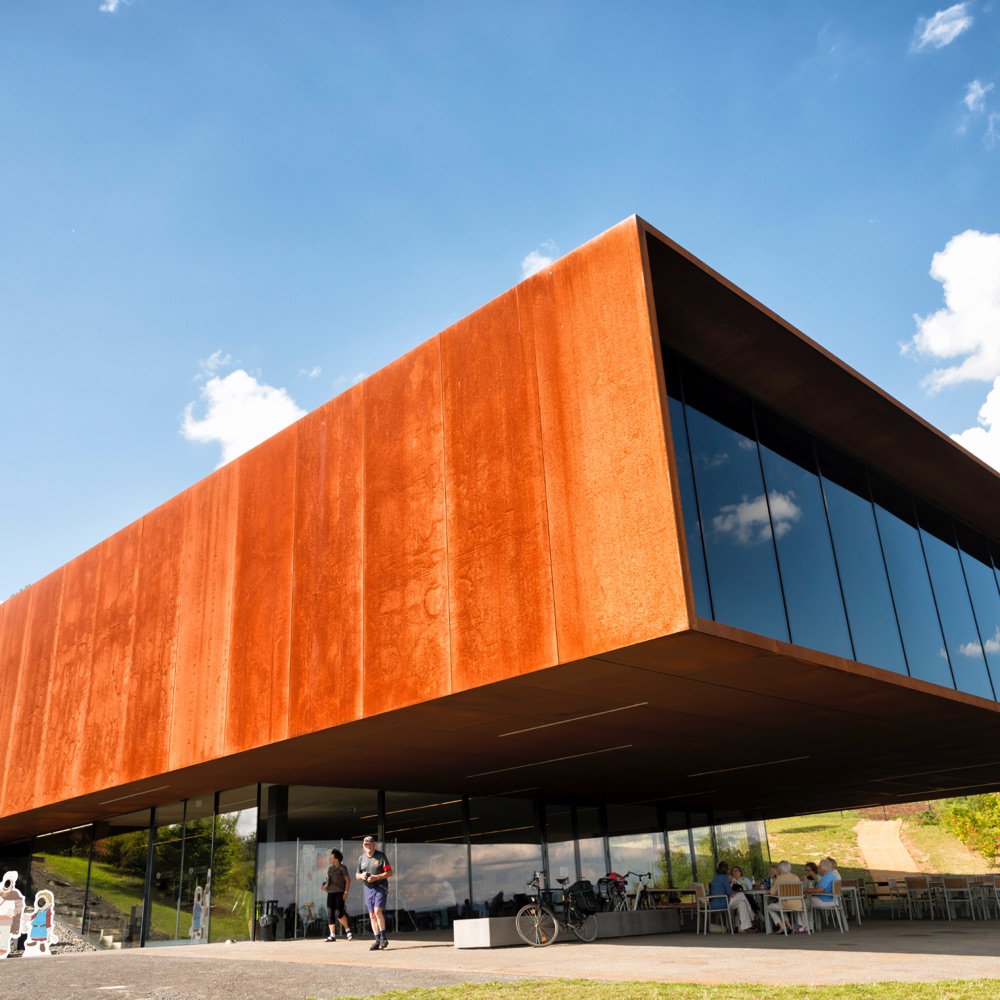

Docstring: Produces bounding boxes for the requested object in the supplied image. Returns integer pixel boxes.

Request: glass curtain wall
[664,813,694,887]
[85,809,151,949]
[607,805,666,886]
[383,791,466,932]
[576,807,607,884]
[468,795,542,918]
[666,349,1000,702]
[256,784,376,940]
[28,826,91,935]
[1,788,780,943]
[543,804,576,884]
[146,800,187,944]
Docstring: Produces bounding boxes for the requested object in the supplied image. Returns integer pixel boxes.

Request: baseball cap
[363,836,375,844]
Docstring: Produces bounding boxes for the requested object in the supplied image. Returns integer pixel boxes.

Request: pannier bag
[567,879,599,915]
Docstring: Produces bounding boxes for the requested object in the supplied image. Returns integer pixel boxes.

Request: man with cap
[356,836,392,950]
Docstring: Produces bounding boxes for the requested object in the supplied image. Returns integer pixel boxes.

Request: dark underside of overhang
[7,626,1000,841]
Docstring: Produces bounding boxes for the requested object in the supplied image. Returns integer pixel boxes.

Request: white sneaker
[346,930,353,940]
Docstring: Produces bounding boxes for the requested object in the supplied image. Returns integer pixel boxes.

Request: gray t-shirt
[356,849,391,885]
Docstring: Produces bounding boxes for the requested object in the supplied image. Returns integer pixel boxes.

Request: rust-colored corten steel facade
[4,215,1000,842]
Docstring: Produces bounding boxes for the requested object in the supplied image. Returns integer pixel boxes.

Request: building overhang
[5,622,999,841]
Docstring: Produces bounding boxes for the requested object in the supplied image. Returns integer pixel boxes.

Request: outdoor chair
[691,882,733,934]
[903,876,938,920]
[941,876,977,920]
[809,880,848,933]
[884,876,908,919]
[771,881,810,935]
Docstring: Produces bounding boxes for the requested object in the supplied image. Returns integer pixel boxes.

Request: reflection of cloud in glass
[959,626,1000,657]
[737,437,757,451]
[712,491,802,544]
[696,450,729,470]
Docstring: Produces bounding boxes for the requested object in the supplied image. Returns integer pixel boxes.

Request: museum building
[3,216,1000,947]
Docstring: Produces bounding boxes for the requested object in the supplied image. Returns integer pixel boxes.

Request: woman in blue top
[805,858,838,919]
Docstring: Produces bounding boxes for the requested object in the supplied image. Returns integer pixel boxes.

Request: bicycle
[514,870,600,946]
[596,872,630,913]
[621,870,653,910]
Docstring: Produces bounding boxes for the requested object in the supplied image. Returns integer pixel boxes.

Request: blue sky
[2,0,999,600]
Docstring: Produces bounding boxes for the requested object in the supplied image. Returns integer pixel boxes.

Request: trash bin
[127,905,143,944]
[258,913,276,941]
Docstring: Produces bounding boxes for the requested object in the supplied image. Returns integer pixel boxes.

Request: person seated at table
[767,860,807,932]
[730,866,760,923]
[824,857,842,882]
[731,866,753,891]
[709,861,755,932]
[805,858,839,916]
[761,864,779,890]
[802,862,819,889]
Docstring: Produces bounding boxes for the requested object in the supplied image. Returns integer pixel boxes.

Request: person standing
[322,849,353,942]
[356,835,392,950]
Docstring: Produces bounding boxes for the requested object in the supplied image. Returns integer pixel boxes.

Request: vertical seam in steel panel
[285,423,301,741]
[519,282,560,666]
[360,378,366,720]
[437,333,454,693]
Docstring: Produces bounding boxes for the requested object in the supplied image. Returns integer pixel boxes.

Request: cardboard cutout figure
[189,885,203,942]
[0,871,25,959]
[22,889,57,957]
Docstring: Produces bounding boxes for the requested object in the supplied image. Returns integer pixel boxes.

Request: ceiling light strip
[498,703,648,738]
[98,785,172,806]
[688,755,810,778]
[466,744,632,779]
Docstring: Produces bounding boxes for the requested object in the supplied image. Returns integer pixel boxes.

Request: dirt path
[855,818,922,879]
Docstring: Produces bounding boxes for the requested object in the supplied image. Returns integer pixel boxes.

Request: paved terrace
[3,920,1000,1000]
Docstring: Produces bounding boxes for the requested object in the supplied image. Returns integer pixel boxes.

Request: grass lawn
[900,820,1000,876]
[765,811,867,878]
[328,981,1000,1000]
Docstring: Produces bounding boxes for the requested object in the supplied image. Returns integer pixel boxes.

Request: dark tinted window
[921,513,995,700]
[956,526,1000,699]
[756,408,852,658]
[815,444,907,675]
[681,366,788,641]
[869,474,953,688]
[666,393,712,618]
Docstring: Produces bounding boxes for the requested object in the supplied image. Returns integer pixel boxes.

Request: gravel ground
[0,950,514,1000]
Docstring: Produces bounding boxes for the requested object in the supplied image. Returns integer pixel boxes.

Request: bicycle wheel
[569,910,599,942]
[515,903,559,946]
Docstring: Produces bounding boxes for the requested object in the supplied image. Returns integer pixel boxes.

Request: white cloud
[912,3,973,51]
[299,366,322,378]
[711,490,803,545]
[194,350,233,381]
[521,240,560,279]
[951,376,1000,470]
[906,230,1000,391]
[99,0,128,11]
[987,112,1000,149]
[181,369,306,468]
[959,626,1000,657]
[965,79,994,113]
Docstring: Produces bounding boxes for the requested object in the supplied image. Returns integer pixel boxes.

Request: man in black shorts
[322,849,353,941]
[356,835,392,950]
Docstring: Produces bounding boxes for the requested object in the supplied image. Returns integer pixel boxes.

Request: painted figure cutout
[189,885,203,942]
[0,871,26,959]
[22,889,57,957]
